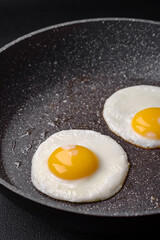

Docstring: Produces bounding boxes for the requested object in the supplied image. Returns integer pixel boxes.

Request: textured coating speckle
[0,19,160,217]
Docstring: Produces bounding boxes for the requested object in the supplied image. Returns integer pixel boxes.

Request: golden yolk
[48,145,99,180]
[132,107,160,140]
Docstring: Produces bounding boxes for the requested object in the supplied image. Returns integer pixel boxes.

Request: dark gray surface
[1,1,160,239]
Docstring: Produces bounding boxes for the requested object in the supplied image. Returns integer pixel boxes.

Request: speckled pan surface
[0,18,160,217]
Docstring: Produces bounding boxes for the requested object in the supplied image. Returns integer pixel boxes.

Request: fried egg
[103,85,160,148]
[31,130,129,202]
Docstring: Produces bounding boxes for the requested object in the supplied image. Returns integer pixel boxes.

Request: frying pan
[0,18,160,234]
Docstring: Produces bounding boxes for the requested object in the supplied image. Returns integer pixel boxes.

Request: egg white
[103,85,160,148]
[31,130,129,202]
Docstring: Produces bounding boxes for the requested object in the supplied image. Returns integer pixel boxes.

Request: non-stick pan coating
[0,18,160,217]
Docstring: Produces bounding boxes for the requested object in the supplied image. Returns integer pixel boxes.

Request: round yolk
[48,145,99,180]
[132,107,160,140]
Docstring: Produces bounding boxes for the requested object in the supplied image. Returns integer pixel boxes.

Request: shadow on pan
[0,18,160,233]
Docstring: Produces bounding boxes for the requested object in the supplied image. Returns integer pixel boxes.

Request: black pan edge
[1,17,160,54]
[1,177,160,217]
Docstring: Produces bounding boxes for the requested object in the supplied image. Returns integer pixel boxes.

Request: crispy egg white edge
[103,85,160,148]
[31,130,129,202]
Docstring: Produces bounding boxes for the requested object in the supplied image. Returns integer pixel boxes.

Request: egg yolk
[48,145,99,180]
[132,107,160,140]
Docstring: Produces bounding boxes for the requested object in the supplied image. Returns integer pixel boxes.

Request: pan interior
[0,19,160,216]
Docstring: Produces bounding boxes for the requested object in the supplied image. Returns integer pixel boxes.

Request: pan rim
[0,17,160,217]
[1,17,160,54]
[1,177,159,217]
